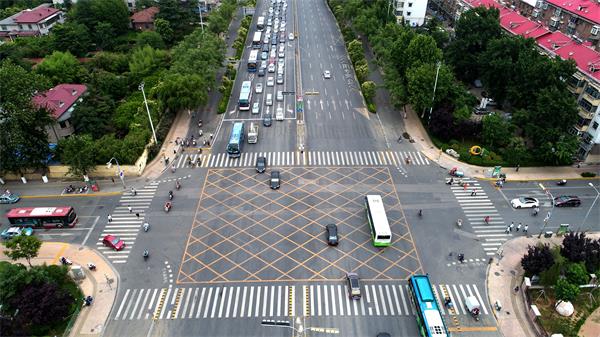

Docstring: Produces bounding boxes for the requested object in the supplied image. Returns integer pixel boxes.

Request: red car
[103,234,125,251]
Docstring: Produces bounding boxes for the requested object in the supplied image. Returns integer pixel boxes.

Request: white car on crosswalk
[511,197,539,209]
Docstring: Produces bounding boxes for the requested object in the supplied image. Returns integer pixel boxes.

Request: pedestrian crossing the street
[172,150,431,169]
[450,178,510,256]
[97,182,160,264]
[112,282,489,321]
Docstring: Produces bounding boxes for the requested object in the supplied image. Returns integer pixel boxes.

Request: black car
[554,195,581,207]
[325,224,338,246]
[263,114,272,127]
[270,171,280,189]
[346,272,361,300]
[256,156,267,173]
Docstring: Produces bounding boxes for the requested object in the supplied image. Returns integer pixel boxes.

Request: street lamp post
[107,157,126,189]
[579,183,600,232]
[138,82,158,145]
[198,0,205,32]
[538,183,555,238]
[423,61,442,123]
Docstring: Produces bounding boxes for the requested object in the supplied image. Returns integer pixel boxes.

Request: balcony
[583,91,600,105]
[574,123,589,133]
[578,109,594,120]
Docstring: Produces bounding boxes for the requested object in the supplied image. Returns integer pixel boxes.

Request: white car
[323,70,331,79]
[511,197,540,209]
[267,77,274,87]
[255,83,263,94]
[288,33,294,41]
[276,74,284,84]
[268,63,276,73]
[252,102,260,114]
[276,106,284,120]
[278,50,285,58]
[276,90,283,101]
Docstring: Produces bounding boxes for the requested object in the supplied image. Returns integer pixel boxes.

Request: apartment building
[395,0,429,26]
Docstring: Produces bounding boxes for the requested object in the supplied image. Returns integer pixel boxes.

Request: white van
[266,93,273,106]
[276,106,284,120]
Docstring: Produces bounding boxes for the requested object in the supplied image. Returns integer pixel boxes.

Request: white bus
[364,195,392,247]
[248,49,259,72]
[257,16,265,31]
[252,31,262,49]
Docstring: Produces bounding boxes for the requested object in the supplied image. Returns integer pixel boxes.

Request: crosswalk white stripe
[385,285,395,315]
[349,152,355,165]
[317,285,322,316]
[378,285,388,316]
[115,289,131,320]
[181,288,191,319]
[337,285,344,316]
[310,285,315,317]
[146,288,158,320]
[137,288,151,320]
[452,285,465,315]
[188,288,199,319]
[359,286,366,315]
[239,286,247,318]
[225,287,233,318]
[324,285,330,316]
[270,286,275,317]
[211,287,221,318]
[344,285,352,315]
[159,288,171,319]
[471,284,488,315]
[335,152,340,165]
[308,152,313,165]
[365,285,373,315]
[445,284,457,315]
[399,285,410,314]
[391,284,402,315]
[203,287,213,318]
[371,285,380,315]
[262,286,268,317]
[247,286,254,318]
[329,285,335,316]
[277,286,282,317]
[232,287,240,318]
[254,286,260,317]
[433,286,445,315]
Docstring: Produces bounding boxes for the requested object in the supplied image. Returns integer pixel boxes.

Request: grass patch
[530,288,599,337]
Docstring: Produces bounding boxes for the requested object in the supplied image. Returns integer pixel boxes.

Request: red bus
[6,206,78,229]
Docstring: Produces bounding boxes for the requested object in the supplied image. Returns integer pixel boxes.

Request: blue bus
[238,81,252,111]
[408,274,449,337]
[227,122,244,158]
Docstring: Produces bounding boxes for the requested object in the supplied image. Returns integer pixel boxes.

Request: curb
[21,191,122,199]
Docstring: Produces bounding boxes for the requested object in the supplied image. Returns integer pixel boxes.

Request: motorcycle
[168,191,173,200]
[457,219,463,227]
[84,295,94,306]
[171,166,176,173]
[87,263,96,271]
[175,181,181,190]
[60,256,72,265]
[164,201,172,212]
[557,179,567,186]
[143,249,149,260]
[143,222,149,232]
[64,185,75,194]
[78,185,88,193]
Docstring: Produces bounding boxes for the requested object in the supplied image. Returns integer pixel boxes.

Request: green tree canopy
[406,63,453,115]
[35,51,88,85]
[129,45,169,83]
[51,22,91,57]
[70,0,130,37]
[0,60,52,175]
[154,18,174,46]
[565,263,589,285]
[170,29,225,84]
[555,278,580,303]
[481,113,513,148]
[136,30,167,50]
[361,81,376,103]
[152,73,208,113]
[88,51,129,73]
[405,34,442,69]
[57,134,97,177]
[3,235,42,267]
[70,90,115,138]
[155,0,194,38]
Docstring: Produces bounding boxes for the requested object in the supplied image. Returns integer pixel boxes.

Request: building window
[407,11,411,16]
[579,99,593,111]
[408,2,412,7]
[59,121,68,129]
[585,86,600,99]
[567,26,575,35]
[592,26,600,35]
[593,121,599,130]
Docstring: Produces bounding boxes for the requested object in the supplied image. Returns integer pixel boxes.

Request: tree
[347,40,364,66]
[135,31,166,50]
[361,81,376,103]
[10,281,74,329]
[406,63,454,115]
[521,244,555,276]
[154,18,174,45]
[51,22,91,57]
[170,29,225,84]
[3,236,42,267]
[565,263,589,285]
[88,51,129,73]
[502,136,529,165]
[0,60,52,176]
[57,135,97,177]
[446,7,502,82]
[208,12,228,35]
[405,34,442,69]
[128,45,169,83]
[0,7,23,20]
[152,73,208,113]
[35,51,88,85]
[481,113,513,148]
[71,0,130,37]
[355,63,369,84]
[93,21,116,50]
[555,278,580,304]
[561,232,590,263]
[70,90,115,139]
[87,69,128,101]
[155,0,193,37]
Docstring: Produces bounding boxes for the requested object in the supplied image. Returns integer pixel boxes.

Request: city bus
[238,80,252,111]
[252,31,262,49]
[364,195,392,247]
[6,206,78,229]
[248,49,259,72]
[408,274,449,337]
[227,122,245,158]
[257,16,265,31]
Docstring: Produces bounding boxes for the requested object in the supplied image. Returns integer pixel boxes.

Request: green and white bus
[364,195,392,247]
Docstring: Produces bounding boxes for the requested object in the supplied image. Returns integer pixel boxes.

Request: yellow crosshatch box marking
[178,167,422,283]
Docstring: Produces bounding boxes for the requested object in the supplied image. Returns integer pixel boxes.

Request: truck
[248,122,258,144]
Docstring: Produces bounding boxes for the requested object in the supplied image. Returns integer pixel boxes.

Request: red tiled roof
[33,84,87,119]
[131,7,159,24]
[536,31,600,81]
[545,0,600,25]
[14,6,59,24]
[499,11,550,38]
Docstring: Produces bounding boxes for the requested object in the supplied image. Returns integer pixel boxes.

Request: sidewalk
[0,242,118,337]
[360,37,600,181]
[488,234,600,337]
